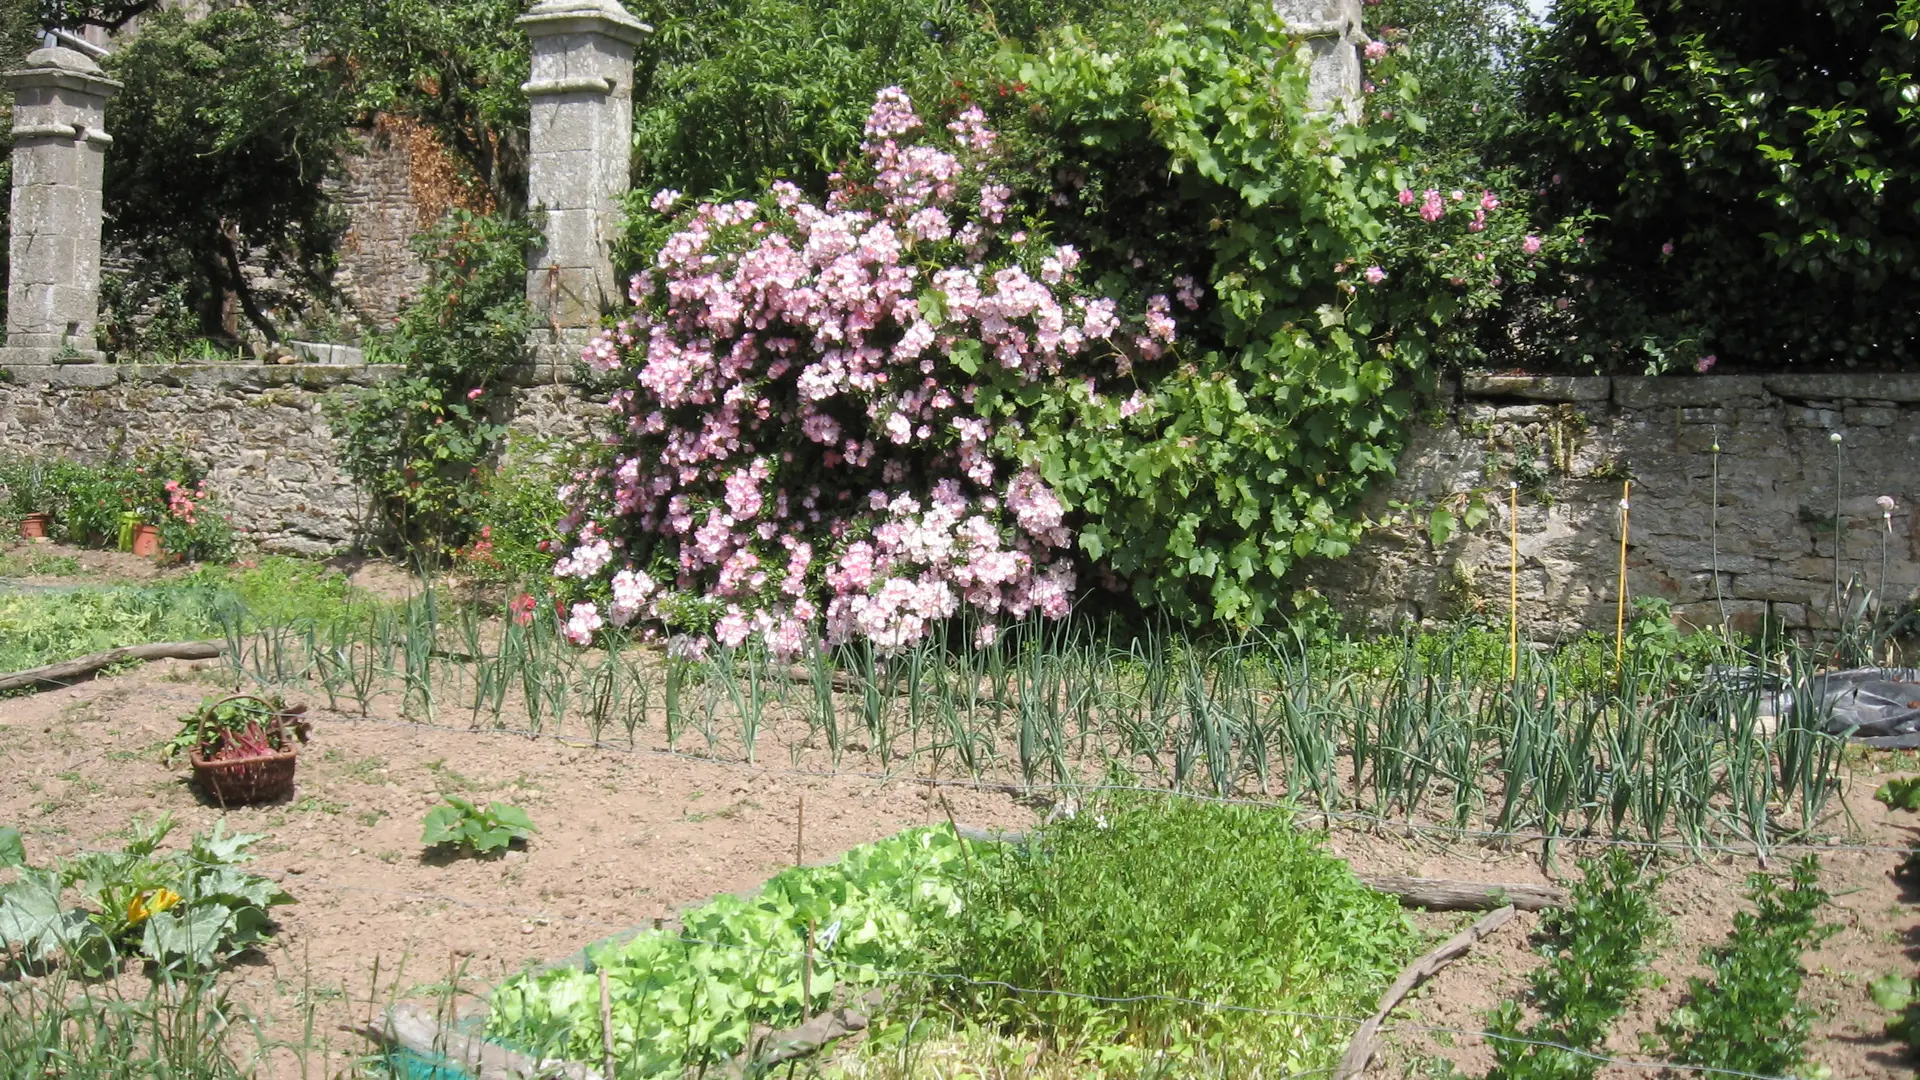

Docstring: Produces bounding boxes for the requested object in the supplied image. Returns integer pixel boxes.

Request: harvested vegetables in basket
[164,694,310,764]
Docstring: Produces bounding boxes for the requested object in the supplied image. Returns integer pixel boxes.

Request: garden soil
[2,658,1918,1079]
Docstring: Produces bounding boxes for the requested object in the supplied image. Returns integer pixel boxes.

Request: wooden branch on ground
[354,1002,605,1080]
[724,1005,872,1076]
[0,641,222,693]
[1335,905,1517,1080]
[1357,874,1566,912]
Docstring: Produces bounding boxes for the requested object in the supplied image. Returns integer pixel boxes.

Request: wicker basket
[190,746,299,806]
[186,694,307,806]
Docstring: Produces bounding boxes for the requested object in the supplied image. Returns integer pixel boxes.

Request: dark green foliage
[627,0,1226,203]
[101,4,356,343]
[1376,0,1531,169]
[329,210,536,553]
[421,796,536,854]
[316,0,530,208]
[1521,0,1920,370]
[1486,851,1662,1080]
[926,795,1416,1071]
[1654,856,1832,1077]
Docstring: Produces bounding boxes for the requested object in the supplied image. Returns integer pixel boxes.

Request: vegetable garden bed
[406,798,1421,1079]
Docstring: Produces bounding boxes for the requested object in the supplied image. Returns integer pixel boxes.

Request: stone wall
[1306,373,1920,636]
[328,122,426,335]
[0,363,604,555]
[6,364,1917,636]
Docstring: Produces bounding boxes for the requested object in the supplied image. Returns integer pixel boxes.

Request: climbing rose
[556,89,1174,653]
[1521,235,1542,255]
[1363,266,1387,285]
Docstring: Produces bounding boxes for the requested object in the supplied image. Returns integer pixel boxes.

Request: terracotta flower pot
[131,523,162,558]
[19,513,48,539]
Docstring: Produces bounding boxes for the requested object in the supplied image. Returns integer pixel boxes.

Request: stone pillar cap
[517,0,650,43]
[7,46,122,92]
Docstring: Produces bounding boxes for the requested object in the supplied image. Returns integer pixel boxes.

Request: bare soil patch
[1,657,1917,1079]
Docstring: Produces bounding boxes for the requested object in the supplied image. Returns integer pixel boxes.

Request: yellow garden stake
[1508,482,1519,682]
[1614,480,1632,679]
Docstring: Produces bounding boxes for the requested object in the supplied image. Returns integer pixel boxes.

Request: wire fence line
[8,847,1837,1080]
[304,710,1915,860]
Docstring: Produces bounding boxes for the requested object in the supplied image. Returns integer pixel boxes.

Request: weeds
[0,971,253,1080]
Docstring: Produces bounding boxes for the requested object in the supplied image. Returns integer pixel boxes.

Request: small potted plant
[165,694,311,806]
[1,458,52,539]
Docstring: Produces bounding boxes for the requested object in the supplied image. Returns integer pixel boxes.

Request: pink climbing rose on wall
[554,89,1173,655]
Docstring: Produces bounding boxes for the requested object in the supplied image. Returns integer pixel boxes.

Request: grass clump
[0,972,252,1080]
[0,557,363,673]
[915,796,1416,1074]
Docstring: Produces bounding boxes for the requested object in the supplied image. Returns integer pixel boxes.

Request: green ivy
[330,210,536,555]
[994,15,1579,627]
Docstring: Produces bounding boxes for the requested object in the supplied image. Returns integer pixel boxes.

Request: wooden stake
[1615,480,1632,678]
[801,920,815,1020]
[1508,482,1520,682]
[599,967,615,1080]
[795,793,806,867]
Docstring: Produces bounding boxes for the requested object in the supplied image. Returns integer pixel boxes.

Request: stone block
[1460,374,1610,401]
[1613,375,1768,410]
[1845,405,1898,428]
[9,148,85,188]
[1764,373,1920,403]
[1785,406,1841,430]
[527,148,604,209]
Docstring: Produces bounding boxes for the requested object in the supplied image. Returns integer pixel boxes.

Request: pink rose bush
[556,89,1170,655]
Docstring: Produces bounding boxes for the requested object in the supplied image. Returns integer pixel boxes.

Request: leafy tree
[1375,0,1532,171]
[627,0,1250,202]
[1522,0,1920,371]
[101,4,356,342]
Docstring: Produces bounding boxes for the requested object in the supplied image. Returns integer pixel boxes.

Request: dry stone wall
[1305,373,1920,636]
[4,363,1916,637]
[0,363,604,555]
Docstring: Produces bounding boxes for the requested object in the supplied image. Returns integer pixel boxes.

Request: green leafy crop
[1487,851,1663,1080]
[921,795,1415,1074]
[488,827,967,1075]
[1876,777,1920,812]
[0,816,293,975]
[421,797,537,855]
[1653,856,1832,1077]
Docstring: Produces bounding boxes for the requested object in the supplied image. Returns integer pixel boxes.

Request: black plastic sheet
[1759,667,1920,749]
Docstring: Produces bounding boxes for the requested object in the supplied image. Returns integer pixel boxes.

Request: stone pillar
[518,0,649,379]
[2,47,119,366]
[1274,0,1367,123]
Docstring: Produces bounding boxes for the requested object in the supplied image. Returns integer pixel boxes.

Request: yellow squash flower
[125,888,182,925]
